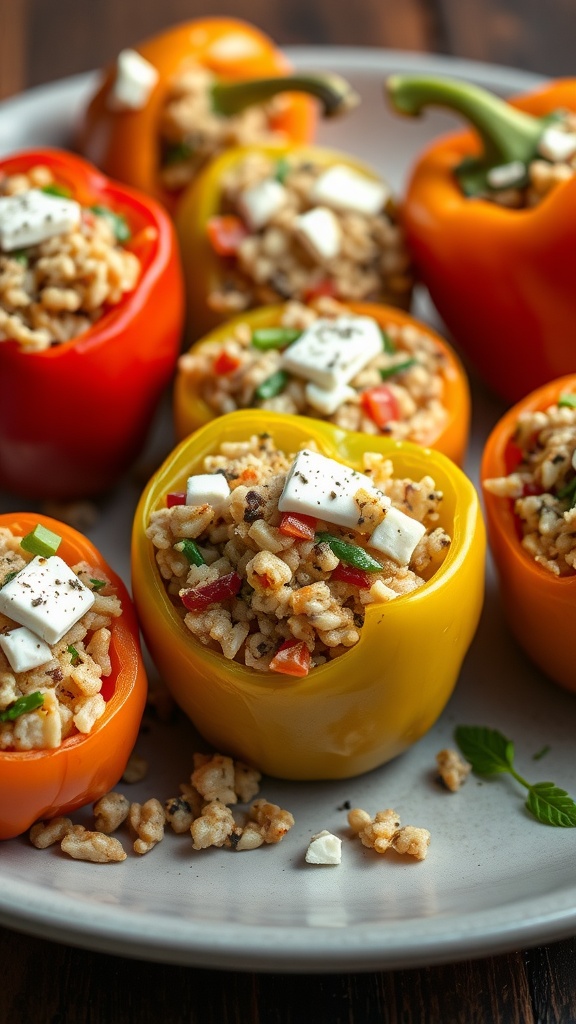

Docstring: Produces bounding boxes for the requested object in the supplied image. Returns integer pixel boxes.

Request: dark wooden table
[1,3,576,1022]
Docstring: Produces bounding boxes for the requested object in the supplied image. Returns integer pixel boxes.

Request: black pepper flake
[243,490,264,523]
[31,597,43,606]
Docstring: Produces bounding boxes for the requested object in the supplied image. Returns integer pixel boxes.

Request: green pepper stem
[386,74,550,171]
[211,73,359,120]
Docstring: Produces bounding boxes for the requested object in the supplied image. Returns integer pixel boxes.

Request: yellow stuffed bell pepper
[131,410,485,780]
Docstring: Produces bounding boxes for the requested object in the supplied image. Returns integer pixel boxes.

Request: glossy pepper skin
[0,512,148,841]
[0,148,184,501]
[175,143,411,341]
[387,77,576,403]
[77,18,319,215]
[131,409,485,781]
[173,301,471,466]
[481,376,576,693]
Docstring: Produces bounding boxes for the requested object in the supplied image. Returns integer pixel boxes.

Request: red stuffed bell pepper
[0,512,147,841]
[0,148,184,501]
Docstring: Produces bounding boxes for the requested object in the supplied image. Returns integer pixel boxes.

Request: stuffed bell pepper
[174,298,470,466]
[0,512,147,840]
[387,75,576,403]
[0,148,184,501]
[132,409,484,781]
[176,143,414,339]
[77,17,357,214]
[481,375,576,692]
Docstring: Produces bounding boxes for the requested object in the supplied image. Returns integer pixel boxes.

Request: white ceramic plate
[2,50,575,974]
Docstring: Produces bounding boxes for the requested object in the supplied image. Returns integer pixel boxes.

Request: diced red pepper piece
[331,562,372,589]
[167,491,186,507]
[303,278,338,302]
[269,639,311,678]
[360,385,400,429]
[181,571,242,611]
[278,511,317,541]
[207,215,248,257]
[214,350,242,375]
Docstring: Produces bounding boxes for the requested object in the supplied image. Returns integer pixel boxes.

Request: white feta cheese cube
[0,626,52,673]
[486,160,526,189]
[368,506,427,566]
[278,449,389,530]
[107,48,159,112]
[237,178,288,231]
[537,126,576,163]
[186,473,231,510]
[0,190,81,252]
[281,316,383,390]
[294,206,341,261]
[310,164,389,216]
[305,380,356,416]
[305,830,342,865]
[0,556,95,645]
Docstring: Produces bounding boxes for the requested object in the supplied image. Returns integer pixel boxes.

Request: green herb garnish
[174,539,205,566]
[556,476,576,508]
[380,358,417,381]
[251,327,302,351]
[90,204,131,243]
[533,745,551,761]
[67,644,80,665]
[254,369,289,400]
[1,570,18,588]
[11,250,29,266]
[20,523,62,558]
[42,183,72,198]
[315,532,382,572]
[455,725,576,827]
[275,157,290,183]
[380,330,395,354]
[0,692,45,722]
[558,394,576,409]
[163,141,195,166]
[89,578,106,591]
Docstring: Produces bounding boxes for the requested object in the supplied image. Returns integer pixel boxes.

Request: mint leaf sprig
[455,725,576,828]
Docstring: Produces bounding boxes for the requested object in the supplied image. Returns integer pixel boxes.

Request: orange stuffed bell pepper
[173,300,470,466]
[481,375,576,692]
[387,75,576,403]
[175,143,414,340]
[131,409,484,781]
[0,512,147,840]
[77,17,357,215]
[0,148,184,501]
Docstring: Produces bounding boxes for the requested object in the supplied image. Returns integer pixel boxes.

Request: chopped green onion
[275,157,291,183]
[558,394,576,409]
[1,570,18,588]
[42,183,72,198]
[174,539,205,566]
[20,524,62,558]
[380,330,396,354]
[11,250,29,266]
[556,476,576,507]
[0,692,45,722]
[251,327,302,351]
[315,532,382,571]
[380,358,417,380]
[255,369,290,400]
[90,204,131,243]
[67,644,80,665]
[89,578,106,591]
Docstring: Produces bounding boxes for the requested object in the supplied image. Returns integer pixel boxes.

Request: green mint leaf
[526,782,576,828]
[0,691,44,722]
[454,725,515,776]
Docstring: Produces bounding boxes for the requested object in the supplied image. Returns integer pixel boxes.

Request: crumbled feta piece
[278,449,389,529]
[0,556,95,645]
[310,164,389,215]
[186,473,231,510]
[238,179,288,231]
[537,126,576,163]
[304,379,356,416]
[107,48,159,112]
[486,160,526,189]
[0,190,81,252]
[281,316,383,390]
[305,830,342,865]
[294,206,341,261]
[368,506,426,565]
[0,626,52,673]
